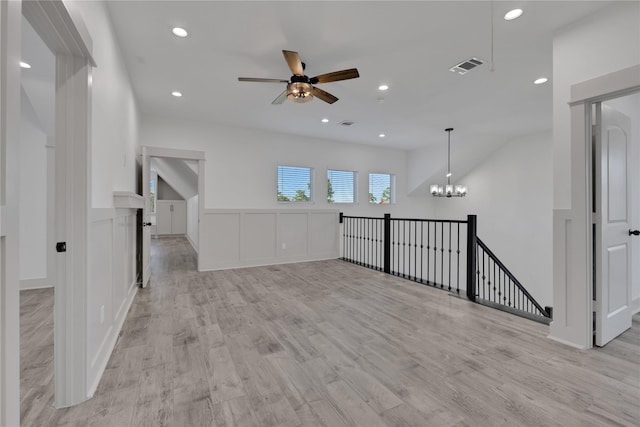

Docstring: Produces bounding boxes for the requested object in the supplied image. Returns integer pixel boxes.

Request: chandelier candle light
[430,128,468,197]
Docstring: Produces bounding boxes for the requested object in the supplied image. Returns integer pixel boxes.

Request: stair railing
[339,213,552,324]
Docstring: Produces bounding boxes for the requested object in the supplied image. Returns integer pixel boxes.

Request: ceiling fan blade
[310,68,360,84]
[282,50,304,76]
[238,77,289,83]
[272,89,288,105]
[311,87,338,104]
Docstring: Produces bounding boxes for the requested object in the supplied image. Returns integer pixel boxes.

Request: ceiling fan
[238,50,359,105]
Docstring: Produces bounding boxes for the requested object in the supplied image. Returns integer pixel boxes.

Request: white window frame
[327,169,358,204]
[277,165,314,203]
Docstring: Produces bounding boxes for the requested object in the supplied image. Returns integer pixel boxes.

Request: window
[327,169,357,203]
[369,173,395,204]
[277,165,313,202]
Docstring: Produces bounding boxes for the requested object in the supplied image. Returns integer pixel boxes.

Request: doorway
[140,146,205,287]
[591,90,640,346]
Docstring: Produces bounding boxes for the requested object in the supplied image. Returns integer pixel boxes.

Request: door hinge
[591,213,600,224]
[56,242,67,253]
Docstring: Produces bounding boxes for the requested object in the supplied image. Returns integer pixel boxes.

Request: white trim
[1,1,23,424]
[142,146,205,161]
[570,65,640,105]
[113,191,144,209]
[22,0,96,66]
[20,278,53,290]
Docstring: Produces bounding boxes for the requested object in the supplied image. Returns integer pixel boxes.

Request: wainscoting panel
[310,211,339,258]
[203,212,241,267]
[201,209,340,271]
[87,208,138,395]
[243,212,277,261]
[277,212,308,258]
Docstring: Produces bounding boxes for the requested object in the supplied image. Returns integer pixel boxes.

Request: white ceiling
[104,1,611,153]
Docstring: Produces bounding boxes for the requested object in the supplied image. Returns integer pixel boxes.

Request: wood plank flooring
[21,236,640,426]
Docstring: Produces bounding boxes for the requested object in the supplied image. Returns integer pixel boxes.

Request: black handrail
[476,237,551,319]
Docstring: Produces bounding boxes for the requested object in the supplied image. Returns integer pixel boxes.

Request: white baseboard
[631,296,640,315]
[20,277,53,290]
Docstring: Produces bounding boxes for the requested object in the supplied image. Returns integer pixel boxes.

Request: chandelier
[430,128,467,197]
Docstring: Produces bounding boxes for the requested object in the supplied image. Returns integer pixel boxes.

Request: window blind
[369,173,394,204]
[277,165,312,202]
[327,169,357,203]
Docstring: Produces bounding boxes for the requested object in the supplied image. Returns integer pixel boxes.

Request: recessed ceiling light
[378,84,389,91]
[378,133,386,138]
[20,61,31,69]
[172,27,188,38]
[321,118,329,123]
[504,9,523,21]
[171,91,183,97]
[534,77,548,85]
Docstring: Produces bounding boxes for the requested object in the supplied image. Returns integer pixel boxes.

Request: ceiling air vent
[339,120,355,126]
[449,57,484,75]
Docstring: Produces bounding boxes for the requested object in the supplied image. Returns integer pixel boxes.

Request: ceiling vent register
[449,57,484,75]
[339,120,355,126]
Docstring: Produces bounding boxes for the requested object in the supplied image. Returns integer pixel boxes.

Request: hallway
[20,237,640,426]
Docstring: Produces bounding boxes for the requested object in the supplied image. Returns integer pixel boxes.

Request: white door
[141,148,151,287]
[595,104,633,346]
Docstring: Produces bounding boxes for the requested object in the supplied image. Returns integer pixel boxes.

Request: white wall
[432,132,553,307]
[63,1,141,395]
[67,1,140,209]
[141,114,430,217]
[157,176,183,200]
[186,194,199,252]
[19,90,49,287]
[553,1,640,208]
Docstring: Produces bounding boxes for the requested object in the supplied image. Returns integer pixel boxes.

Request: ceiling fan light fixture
[287,82,313,103]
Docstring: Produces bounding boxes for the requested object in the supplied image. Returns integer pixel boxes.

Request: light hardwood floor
[21,237,640,426]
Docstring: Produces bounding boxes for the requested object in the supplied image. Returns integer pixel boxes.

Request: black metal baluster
[359,218,363,265]
[433,221,438,286]
[448,222,452,291]
[414,221,417,281]
[402,220,407,278]
[456,222,460,294]
[426,222,431,285]
[420,222,424,283]
[481,249,486,300]
[440,222,444,289]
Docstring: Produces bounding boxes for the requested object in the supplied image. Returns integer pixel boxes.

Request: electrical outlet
[282,242,286,250]
[100,305,105,324]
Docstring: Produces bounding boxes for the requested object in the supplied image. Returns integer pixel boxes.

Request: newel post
[383,214,391,274]
[466,215,477,302]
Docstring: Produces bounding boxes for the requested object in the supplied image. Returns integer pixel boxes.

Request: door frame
[141,146,205,278]
[557,65,640,349]
[1,1,23,424]
[21,0,96,409]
